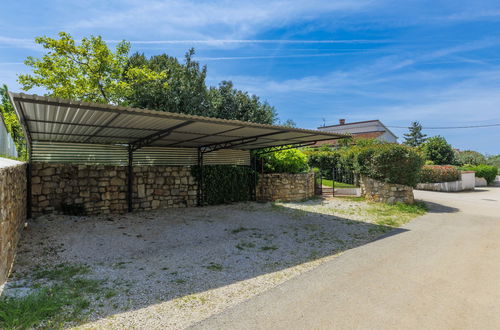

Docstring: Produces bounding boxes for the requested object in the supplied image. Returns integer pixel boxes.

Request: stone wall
[360,175,414,204]
[31,163,197,216]
[0,159,27,286]
[257,172,315,202]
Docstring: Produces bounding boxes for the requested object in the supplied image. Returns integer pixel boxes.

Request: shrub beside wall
[461,164,497,184]
[419,165,461,183]
[355,144,424,187]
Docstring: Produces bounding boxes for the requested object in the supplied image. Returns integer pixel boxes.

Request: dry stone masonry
[31,163,197,216]
[0,159,27,286]
[360,175,414,204]
[257,172,315,202]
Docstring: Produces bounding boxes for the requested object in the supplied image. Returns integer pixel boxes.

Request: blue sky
[1,0,500,154]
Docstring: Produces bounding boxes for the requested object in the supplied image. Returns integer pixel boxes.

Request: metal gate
[314,165,359,198]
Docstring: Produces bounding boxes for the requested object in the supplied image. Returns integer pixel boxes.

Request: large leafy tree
[403,121,427,147]
[18,33,278,125]
[0,85,26,158]
[420,136,455,165]
[18,32,164,104]
[125,49,209,116]
[207,81,276,124]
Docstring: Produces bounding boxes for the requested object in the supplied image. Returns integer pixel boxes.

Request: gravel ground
[7,198,401,329]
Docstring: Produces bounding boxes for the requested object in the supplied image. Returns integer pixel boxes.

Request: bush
[305,147,359,180]
[261,148,309,174]
[420,136,455,165]
[355,144,424,187]
[454,150,486,166]
[419,165,460,183]
[486,155,500,172]
[461,164,497,184]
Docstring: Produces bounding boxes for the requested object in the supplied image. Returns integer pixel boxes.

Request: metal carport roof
[9,93,349,152]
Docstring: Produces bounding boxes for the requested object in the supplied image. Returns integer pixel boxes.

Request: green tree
[18,32,164,104]
[420,136,455,165]
[454,150,487,166]
[403,121,427,147]
[0,85,26,158]
[19,32,278,125]
[207,81,276,124]
[125,49,209,115]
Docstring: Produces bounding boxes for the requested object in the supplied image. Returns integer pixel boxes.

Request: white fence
[0,117,18,158]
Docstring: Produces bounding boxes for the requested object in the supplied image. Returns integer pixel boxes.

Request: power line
[387,123,500,129]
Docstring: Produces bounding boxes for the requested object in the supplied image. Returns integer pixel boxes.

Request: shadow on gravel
[4,199,432,327]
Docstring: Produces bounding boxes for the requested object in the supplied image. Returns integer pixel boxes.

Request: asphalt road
[193,186,500,330]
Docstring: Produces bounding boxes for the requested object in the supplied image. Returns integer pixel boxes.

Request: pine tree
[403,121,427,147]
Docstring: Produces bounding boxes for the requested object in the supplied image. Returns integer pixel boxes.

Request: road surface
[193,186,500,329]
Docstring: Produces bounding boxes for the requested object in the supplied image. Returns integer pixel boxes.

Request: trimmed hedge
[419,165,460,183]
[461,164,497,184]
[354,144,424,187]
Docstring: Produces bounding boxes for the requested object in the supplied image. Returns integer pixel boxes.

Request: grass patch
[321,179,356,188]
[206,263,223,271]
[0,264,102,329]
[260,245,279,251]
[231,226,249,234]
[368,201,427,228]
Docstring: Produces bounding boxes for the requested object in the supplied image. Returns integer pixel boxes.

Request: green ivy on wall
[191,165,256,205]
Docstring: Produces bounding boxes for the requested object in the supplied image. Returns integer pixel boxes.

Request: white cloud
[70,0,374,40]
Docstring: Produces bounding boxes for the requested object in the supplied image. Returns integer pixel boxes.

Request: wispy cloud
[114,39,391,45]
[0,36,39,50]
[71,0,374,40]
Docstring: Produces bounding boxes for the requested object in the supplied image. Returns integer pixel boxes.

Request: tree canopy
[0,85,26,158]
[18,32,278,125]
[403,121,427,147]
[420,136,455,165]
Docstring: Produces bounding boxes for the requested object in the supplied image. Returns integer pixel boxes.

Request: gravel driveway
[6,198,413,329]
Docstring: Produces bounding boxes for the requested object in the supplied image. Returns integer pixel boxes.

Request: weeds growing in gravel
[0,264,103,329]
[206,263,224,271]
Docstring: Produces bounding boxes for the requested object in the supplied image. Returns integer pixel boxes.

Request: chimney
[339,119,346,125]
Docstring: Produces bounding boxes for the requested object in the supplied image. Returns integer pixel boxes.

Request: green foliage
[0,264,101,329]
[420,136,455,165]
[403,121,427,147]
[355,144,424,186]
[486,155,500,170]
[461,164,498,184]
[207,81,277,124]
[454,150,487,166]
[0,85,27,159]
[19,32,135,103]
[261,149,309,174]
[419,165,460,183]
[125,49,209,115]
[192,165,255,205]
[19,33,278,125]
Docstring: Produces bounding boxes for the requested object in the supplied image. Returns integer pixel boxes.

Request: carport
[9,93,348,217]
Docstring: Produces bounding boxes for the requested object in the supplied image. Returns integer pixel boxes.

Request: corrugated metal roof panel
[10,93,349,151]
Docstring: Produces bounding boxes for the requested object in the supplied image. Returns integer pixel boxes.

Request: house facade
[315,119,398,146]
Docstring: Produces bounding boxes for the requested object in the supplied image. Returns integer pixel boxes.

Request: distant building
[314,119,398,147]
